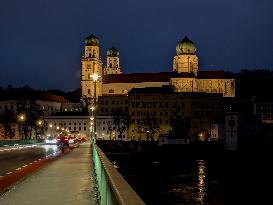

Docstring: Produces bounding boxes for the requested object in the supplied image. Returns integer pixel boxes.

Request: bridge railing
[92,143,145,205]
[0,140,38,147]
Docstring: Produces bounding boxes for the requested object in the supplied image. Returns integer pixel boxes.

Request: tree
[106,121,115,140]
[138,114,160,141]
[0,110,15,139]
[34,120,48,140]
[80,96,90,113]
[112,109,129,141]
[169,116,190,139]
[17,100,45,139]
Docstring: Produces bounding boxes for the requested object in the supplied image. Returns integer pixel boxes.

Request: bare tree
[106,121,114,140]
[169,116,190,139]
[17,100,45,139]
[138,113,160,141]
[0,110,15,139]
[112,109,129,141]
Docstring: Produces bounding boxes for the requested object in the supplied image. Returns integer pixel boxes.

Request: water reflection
[106,153,222,205]
[197,159,207,204]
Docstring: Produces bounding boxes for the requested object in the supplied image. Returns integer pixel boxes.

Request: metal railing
[0,139,38,147]
[92,143,145,205]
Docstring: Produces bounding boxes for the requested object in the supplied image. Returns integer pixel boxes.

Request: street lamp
[48,124,53,137]
[17,114,25,139]
[37,120,43,126]
[19,114,25,121]
[90,73,100,144]
[36,120,43,140]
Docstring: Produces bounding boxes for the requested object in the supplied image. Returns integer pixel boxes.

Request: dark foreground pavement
[0,141,98,205]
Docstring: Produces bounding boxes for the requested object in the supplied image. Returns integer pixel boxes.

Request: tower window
[110,62,112,68]
[88,89,91,94]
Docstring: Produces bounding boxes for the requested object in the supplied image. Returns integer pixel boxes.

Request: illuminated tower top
[85,34,100,46]
[173,36,199,75]
[84,34,100,59]
[176,36,196,55]
[104,46,122,75]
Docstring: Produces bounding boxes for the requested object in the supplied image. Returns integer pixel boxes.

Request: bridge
[0,139,145,205]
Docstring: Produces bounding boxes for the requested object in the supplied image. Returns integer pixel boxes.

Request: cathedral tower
[104,47,122,75]
[173,36,199,76]
[81,34,103,103]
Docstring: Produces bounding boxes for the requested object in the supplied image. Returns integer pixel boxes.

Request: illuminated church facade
[81,34,235,101]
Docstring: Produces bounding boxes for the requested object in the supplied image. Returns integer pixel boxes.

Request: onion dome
[176,36,196,55]
[107,47,119,57]
[85,34,100,46]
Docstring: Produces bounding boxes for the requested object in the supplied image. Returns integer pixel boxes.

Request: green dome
[176,36,196,55]
[107,47,119,57]
[85,34,100,46]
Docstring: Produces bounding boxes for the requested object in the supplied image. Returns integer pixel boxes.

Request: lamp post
[49,123,53,137]
[90,73,100,144]
[17,114,25,139]
[36,119,43,140]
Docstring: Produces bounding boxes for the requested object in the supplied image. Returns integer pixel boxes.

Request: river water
[107,147,273,205]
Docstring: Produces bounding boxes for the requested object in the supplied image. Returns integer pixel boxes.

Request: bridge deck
[0,141,98,205]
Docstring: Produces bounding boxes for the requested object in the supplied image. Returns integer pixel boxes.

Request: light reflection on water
[108,154,225,205]
[197,159,207,204]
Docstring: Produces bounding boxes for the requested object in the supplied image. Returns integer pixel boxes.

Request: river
[106,146,273,205]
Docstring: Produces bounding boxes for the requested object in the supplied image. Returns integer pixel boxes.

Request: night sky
[1,0,273,91]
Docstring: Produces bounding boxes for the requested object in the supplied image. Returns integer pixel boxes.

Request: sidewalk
[0,141,98,205]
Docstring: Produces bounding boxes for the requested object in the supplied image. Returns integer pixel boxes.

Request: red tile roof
[197,70,226,79]
[102,72,194,84]
[37,93,67,103]
[102,70,229,84]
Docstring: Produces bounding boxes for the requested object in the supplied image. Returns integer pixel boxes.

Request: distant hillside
[0,86,81,103]
[226,69,273,98]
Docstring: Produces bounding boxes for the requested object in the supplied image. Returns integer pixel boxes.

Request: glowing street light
[90,106,95,112]
[17,114,26,139]
[91,73,100,81]
[37,120,43,126]
[19,114,25,121]
[90,73,100,144]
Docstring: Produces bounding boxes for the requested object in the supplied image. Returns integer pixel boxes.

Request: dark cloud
[0,0,273,90]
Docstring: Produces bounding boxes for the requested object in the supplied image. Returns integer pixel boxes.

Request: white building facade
[43,115,90,138]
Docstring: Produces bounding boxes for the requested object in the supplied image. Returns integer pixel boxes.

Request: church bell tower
[173,36,199,76]
[104,47,122,75]
[81,34,103,104]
